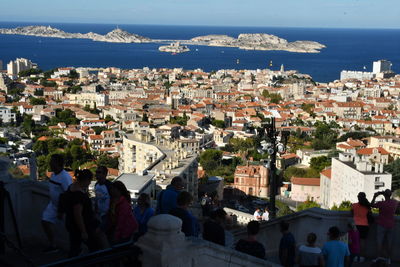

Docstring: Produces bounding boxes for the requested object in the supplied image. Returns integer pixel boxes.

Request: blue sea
[0,22,399,82]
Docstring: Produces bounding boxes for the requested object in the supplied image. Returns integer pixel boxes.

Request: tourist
[297,232,324,267]
[108,181,138,244]
[94,166,112,230]
[156,176,184,214]
[253,208,262,221]
[347,223,361,266]
[62,169,100,257]
[133,193,154,239]
[279,221,296,267]
[200,192,212,217]
[351,192,370,258]
[371,189,399,264]
[41,154,72,253]
[262,207,269,221]
[322,226,350,267]
[235,220,265,259]
[169,191,199,237]
[203,208,227,246]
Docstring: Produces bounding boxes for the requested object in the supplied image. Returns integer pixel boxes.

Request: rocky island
[0,26,151,43]
[158,42,190,53]
[0,25,326,53]
[188,33,326,53]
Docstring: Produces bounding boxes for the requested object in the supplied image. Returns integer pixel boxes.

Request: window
[375,177,380,182]
[248,187,253,195]
[375,185,380,190]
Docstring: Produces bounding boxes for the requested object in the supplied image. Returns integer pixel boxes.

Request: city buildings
[322,152,392,208]
[6,58,35,79]
[233,164,269,198]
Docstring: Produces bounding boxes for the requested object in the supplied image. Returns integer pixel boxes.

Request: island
[158,42,190,54]
[0,25,326,53]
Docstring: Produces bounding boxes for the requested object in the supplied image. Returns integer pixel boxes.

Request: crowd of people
[40,156,399,266]
[40,154,154,257]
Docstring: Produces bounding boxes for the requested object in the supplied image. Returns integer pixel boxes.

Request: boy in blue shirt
[322,226,350,267]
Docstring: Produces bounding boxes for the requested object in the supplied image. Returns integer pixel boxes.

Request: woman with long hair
[63,169,100,257]
[133,193,154,239]
[351,191,371,262]
[108,181,138,244]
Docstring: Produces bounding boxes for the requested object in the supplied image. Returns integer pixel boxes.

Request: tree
[22,115,35,135]
[331,201,352,211]
[211,119,225,129]
[283,166,319,182]
[310,156,331,173]
[33,140,49,155]
[384,159,400,190]
[30,97,46,105]
[296,200,320,212]
[34,89,44,96]
[338,131,371,142]
[18,68,42,77]
[67,85,82,94]
[97,154,119,169]
[199,149,222,172]
[104,115,115,123]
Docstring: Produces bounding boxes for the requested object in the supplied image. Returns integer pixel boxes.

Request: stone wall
[232,207,400,261]
[136,214,280,267]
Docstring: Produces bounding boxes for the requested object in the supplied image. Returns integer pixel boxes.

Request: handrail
[40,241,142,267]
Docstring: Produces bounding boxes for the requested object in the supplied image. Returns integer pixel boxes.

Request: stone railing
[3,179,70,249]
[231,207,400,261]
[136,214,280,267]
[223,207,254,226]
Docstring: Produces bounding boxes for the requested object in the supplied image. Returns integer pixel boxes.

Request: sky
[1,0,400,29]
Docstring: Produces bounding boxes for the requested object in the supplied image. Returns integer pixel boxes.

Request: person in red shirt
[351,192,370,260]
[108,181,138,244]
[371,189,399,264]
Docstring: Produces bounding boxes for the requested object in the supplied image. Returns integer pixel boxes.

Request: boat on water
[159,42,190,54]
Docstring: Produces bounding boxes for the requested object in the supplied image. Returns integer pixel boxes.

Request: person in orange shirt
[351,192,371,262]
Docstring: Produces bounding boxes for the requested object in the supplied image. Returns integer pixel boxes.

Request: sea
[0,21,399,83]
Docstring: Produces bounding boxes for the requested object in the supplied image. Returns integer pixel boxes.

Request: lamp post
[258,117,288,219]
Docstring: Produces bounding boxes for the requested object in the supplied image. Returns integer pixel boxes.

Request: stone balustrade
[136,214,280,267]
[232,207,400,261]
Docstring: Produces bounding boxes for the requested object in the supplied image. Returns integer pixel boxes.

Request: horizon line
[0,20,400,31]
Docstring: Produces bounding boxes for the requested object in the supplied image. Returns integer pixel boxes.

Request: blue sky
[2,0,400,28]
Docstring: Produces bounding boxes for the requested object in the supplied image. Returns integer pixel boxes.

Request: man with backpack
[41,154,72,253]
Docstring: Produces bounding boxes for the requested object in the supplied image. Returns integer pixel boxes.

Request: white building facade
[325,153,392,208]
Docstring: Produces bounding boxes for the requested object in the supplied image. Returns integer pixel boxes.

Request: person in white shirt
[253,208,262,221]
[41,154,72,253]
[94,166,111,229]
[262,208,269,221]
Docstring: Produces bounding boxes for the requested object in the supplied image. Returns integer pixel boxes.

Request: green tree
[92,126,107,135]
[310,156,331,173]
[296,200,320,212]
[30,97,46,105]
[33,140,49,155]
[18,68,42,77]
[211,119,225,128]
[199,149,223,172]
[331,201,352,211]
[97,154,119,169]
[104,115,115,123]
[384,159,400,190]
[22,115,35,135]
[34,89,44,96]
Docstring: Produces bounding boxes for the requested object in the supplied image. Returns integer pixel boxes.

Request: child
[348,223,363,265]
[297,233,324,267]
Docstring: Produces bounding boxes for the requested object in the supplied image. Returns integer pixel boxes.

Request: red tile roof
[291,177,320,186]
